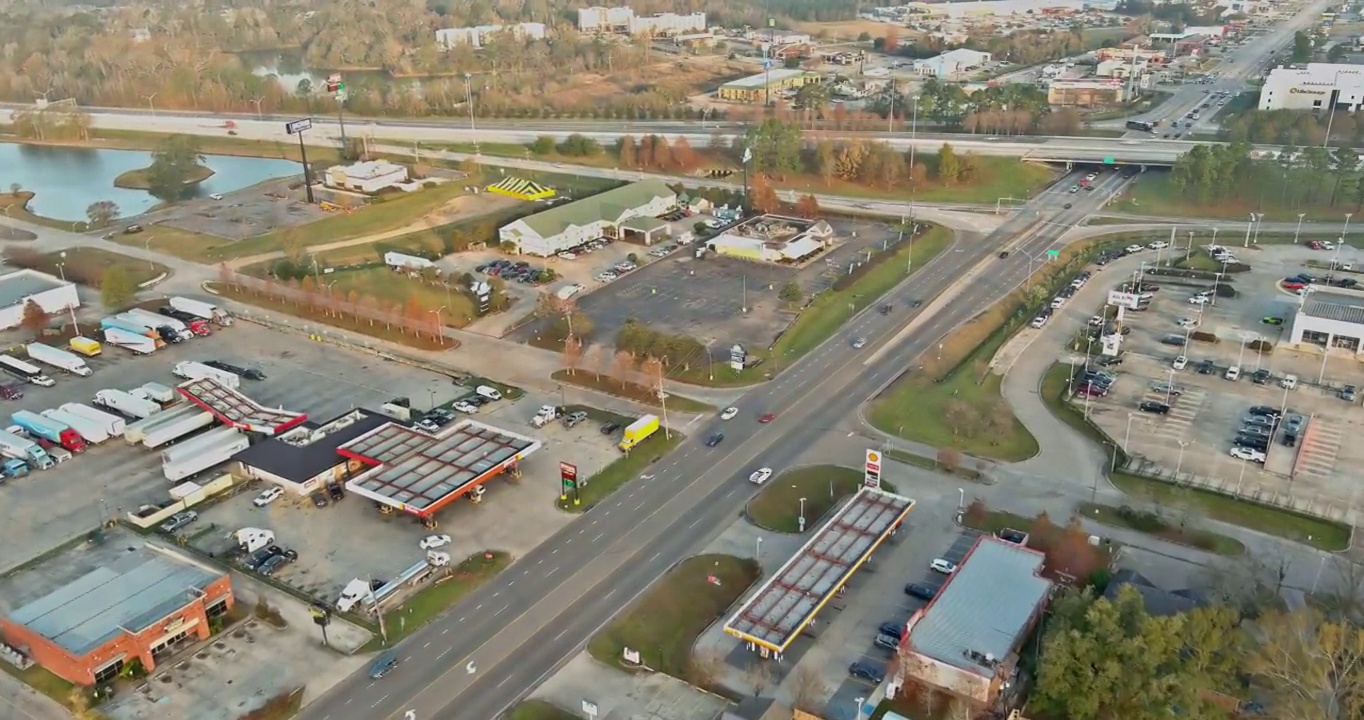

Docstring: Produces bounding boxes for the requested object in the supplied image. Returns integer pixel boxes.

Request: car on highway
[852,337,866,349]
[705,432,724,447]
[848,661,885,684]
[369,652,399,680]
[720,407,738,421]
[420,534,452,550]
[929,558,957,575]
[1230,446,1267,463]
[253,486,284,507]
[759,412,776,424]
[748,468,773,484]
[1069,185,1080,193]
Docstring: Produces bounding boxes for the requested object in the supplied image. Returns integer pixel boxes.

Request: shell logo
[867,451,880,463]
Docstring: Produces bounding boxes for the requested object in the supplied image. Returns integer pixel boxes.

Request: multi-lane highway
[297,168,1127,720]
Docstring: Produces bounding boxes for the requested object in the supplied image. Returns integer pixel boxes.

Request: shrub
[1248,339,1274,353]
[1190,330,1219,343]
[1115,505,1165,533]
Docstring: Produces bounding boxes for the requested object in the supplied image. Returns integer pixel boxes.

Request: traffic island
[555,428,683,513]
[746,465,897,533]
[505,700,581,720]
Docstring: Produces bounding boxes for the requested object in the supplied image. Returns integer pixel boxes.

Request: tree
[935,447,961,473]
[616,135,637,168]
[611,350,637,385]
[670,137,698,170]
[562,334,583,374]
[19,299,48,335]
[1032,586,1244,720]
[1248,608,1364,720]
[814,139,837,186]
[84,200,119,227]
[99,266,136,309]
[748,174,780,215]
[789,666,828,713]
[883,27,900,54]
[528,135,556,155]
[778,281,803,303]
[9,183,20,196]
[146,135,207,201]
[936,142,960,184]
[743,119,804,177]
[794,193,821,218]
[963,497,989,527]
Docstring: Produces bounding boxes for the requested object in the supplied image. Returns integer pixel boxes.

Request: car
[310,490,330,508]
[758,412,776,424]
[327,482,345,501]
[1138,400,1171,414]
[204,360,267,380]
[878,621,904,641]
[998,250,1011,258]
[874,633,899,650]
[1148,240,1169,249]
[929,558,957,575]
[253,486,284,507]
[852,337,866,349]
[123,224,144,234]
[1251,369,1272,385]
[1030,316,1047,329]
[420,534,453,549]
[369,651,399,680]
[1225,366,1240,381]
[1247,405,1278,417]
[1088,315,1105,328]
[563,411,589,428]
[1283,414,1306,434]
[705,432,724,447]
[879,304,892,315]
[1152,382,1185,396]
[1262,316,1284,325]
[1342,384,1359,402]
[259,554,290,576]
[1188,295,1211,305]
[1177,317,1199,328]
[600,422,621,435]
[1282,281,1306,291]
[749,468,773,485]
[159,510,198,534]
[1050,297,1066,309]
[1076,385,1107,398]
[1064,202,1073,209]
[1172,356,1187,370]
[1160,335,1188,347]
[1243,415,1276,428]
[209,193,224,201]
[720,407,739,421]
[1069,185,1080,193]
[849,661,885,684]
[451,400,478,414]
[904,582,938,600]
[1239,425,1271,439]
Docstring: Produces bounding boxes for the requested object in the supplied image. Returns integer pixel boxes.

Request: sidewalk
[0,670,71,720]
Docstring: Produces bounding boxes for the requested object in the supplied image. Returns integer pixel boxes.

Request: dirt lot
[147,178,326,241]
[539,54,752,106]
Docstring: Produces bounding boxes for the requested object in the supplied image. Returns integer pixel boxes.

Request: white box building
[0,269,79,330]
[913,49,992,78]
[1259,63,1364,112]
[498,179,677,257]
[325,160,409,193]
[1289,287,1364,354]
[578,7,705,36]
[436,22,546,49]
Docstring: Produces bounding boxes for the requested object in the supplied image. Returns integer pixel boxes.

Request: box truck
[0,356,55,387]
[162,427,248,481]
[102,327,159,355]
[25,343,92,376]
[121,309,193,342]
[93,389,161,419]
[173,361,241,389]
[169,296,234,326]
[137,406,215,448]
[618,414,660,452]
[138,382,178,405]
[68,336,102,356]
[40,408,109,444]
[235,528,276,554]
[0,430,52,469]
[11,410,86,452]
[60,403,125,438]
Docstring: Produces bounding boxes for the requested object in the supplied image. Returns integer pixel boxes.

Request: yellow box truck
[618,414,660,452]
[68,337,102,357]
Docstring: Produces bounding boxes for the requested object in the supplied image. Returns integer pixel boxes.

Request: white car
[720,406,739,421]
[1172,356,1188,370]
[1188,295,1210,305]
[1230,446,1266,463]
[852,337,867,349]
[253,486,284,507]
[209,193,224,201]
[419,534,452,550]
[1148,241,1169,249]
[1030,316,1047,329]
[1050,297,1066,309]
[929,558,958,575]
[749,468,773,484]
[452,401,478,414]
[1177,317,1199,328]
[1088,316,1105,328]
[1125,244,1145,253]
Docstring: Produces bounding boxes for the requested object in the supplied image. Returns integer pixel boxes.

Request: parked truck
[173,361,241,389]
[112,312,183,344]
[102,327,160,355]
[68,336,102,357]
[0,355,55,387]
[235,528,276,554]
[121,309,193,342]
[618,414,660,452]
[169,296,234,326]
[93,389,161,419]
[156,307,213,336]
[11,410,86,453]
[0,430,53,470]
[162,427,248,481]
[25,343,92,377]
[101,315,158,338]
[124,408,186,445]
[138,382,178,405]
[140,406,215,449]
[2,458,29,479]
[60,403,125,438]
[40,408,110,444]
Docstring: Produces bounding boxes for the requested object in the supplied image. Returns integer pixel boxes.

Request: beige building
[717,69,818,103]
[1047,79,1130,107]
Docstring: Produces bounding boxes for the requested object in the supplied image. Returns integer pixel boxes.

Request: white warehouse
[1289,287,1364,354]
[1258,63,1364,112]
[0,269,79,330]
[498,179,677,257]
[325,160,409,193]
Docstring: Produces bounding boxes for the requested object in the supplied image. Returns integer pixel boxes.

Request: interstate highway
[299,170,1125,720]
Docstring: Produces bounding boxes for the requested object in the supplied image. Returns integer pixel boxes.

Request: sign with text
[729,344,746,372]
[285,118,313,134]
[559,461,578,491]
[863,449,882,490]
[1106,290,1141,309]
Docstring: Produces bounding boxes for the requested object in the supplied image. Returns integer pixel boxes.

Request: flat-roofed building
[435,22,546,49]
[0,269,78,330]
[498,179,677,256]
[578,7,706,36]
[717,69,818,102]
[233,409,393,495]
[1290,286,1364,353]
[1047,79,1130,106]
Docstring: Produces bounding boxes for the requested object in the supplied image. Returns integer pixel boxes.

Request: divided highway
[298,169,1130,720]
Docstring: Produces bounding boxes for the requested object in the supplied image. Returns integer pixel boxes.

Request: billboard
[863,449,882,490]
[729,344,746,372]
[560,461,578,492]
[1106,290,1141,309]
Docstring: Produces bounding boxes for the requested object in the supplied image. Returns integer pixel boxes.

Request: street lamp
[956,487,964,509]
[755,536,763,562]
[799,497,807,532]
[428,305,446,346]
[1294,212,1307,245]
[1252,213,1264,245]
[1175,440,1192,477]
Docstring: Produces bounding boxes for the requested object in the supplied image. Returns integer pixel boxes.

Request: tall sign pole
[285,118,316,204]
[326,75,349,148]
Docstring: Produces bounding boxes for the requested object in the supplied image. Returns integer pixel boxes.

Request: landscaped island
[114,163,214,190]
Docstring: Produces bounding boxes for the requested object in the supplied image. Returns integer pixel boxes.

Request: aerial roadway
[296,167,1129,720]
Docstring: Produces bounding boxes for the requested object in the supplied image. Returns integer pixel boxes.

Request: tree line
[739,118,980,189]
[1224,109,1364,149]
[1172,141,1364,210]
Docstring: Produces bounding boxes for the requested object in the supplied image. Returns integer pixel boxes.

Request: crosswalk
[1294,417,1342,481]
[1142,386,1208,442]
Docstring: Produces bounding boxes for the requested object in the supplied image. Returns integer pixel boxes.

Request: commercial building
[577,7,706,36]
[707,215,834,264]
[1289,286,1364,354]
[0,541,233,686]
[435,22,546,49]
[912,48,992,78]
[1149,25,1228,42]
[234,409,392,495]
[1047,79,1130,106]
[0,269,78,330]
[498,179,677,256]
[1096,58,1149,79]
[324,160,409,194]
[1259,63,1364,112]
[894,536,1052,709]
[717,69,819,102]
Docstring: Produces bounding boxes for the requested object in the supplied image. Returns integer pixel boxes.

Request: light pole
[755,536,763,562]
[1175,440,1192,477]
[799,497,807,531]
[1242,212,1255,248]
[908,95,920,217]
[956,487,964,510]
[428,305,446,346]
[1343,212,1354,246]
[1252,213,1264,245]
[464,73,479,155]
[1294,212,1306,245]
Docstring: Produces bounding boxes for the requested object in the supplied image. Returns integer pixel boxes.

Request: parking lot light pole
[1294,212,1307,244]
[1343,212,1354,243]
[1252,213,1265,245]
[755,536,762,563]
[1243,213,1255,248]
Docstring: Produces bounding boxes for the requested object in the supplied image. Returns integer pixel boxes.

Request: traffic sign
[1047,249,1060,259]
[1103,156,1115,164]
[284,118,313,134]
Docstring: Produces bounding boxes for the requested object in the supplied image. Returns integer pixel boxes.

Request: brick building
[0,547,233,686]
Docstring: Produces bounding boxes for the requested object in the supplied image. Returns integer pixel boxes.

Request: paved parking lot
[141,178,324,240]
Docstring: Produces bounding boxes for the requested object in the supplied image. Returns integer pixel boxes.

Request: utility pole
[326,75,348,149]
[656,361,671,440]
[369,576,388,645]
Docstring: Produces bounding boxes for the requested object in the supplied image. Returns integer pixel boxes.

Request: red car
[1282,281,1306,290]
[1307,241,1324,250]
[758,413,776,424]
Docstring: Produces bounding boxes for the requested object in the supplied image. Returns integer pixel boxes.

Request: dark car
[600,422,622,435]
[874,633,899,650]
[310,492,330,508]
[1095,354,1124,367]
[242,547,276,570]
[259,554,289,576]
[849,661,885,684]
[1195,360,1216,375]
[1138,401,1171,414]
[909,299,923,308]
[1160,334,1187,346]
[327,482,345,501]
[878,621,904,641]
[998,250,1010,259]
[205,359,266,380]
[705,432,724,447]
[369,651,399,679]
[1248,405,1280,417]
[879,304,892,315]
[904,582,938,601]
[1251,369,1272,385]
[1235,435,1269,450]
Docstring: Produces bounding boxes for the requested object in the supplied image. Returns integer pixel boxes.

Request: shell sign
[863,449,882,489]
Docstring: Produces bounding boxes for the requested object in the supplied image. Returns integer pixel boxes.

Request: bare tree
[1198,553,1288,618]
[1315,557,1364,623]
[789,665,828,714]
[562,335,583,375]
[611,350,637,387]
[1248,608,1364,720]
[936,448,962,474]
[687,649,725,688]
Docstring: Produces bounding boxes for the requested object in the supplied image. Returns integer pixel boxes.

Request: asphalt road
[297,168,1126,720]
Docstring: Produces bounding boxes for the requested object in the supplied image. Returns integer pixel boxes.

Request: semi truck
[0,430,53,469]
[111,312,183,344]
[138,382,177,405]
[68,336,102,356]
[11,410,86,452]
[25,343,92,376]
[169,296,234,326]
[173,361,241,389]
[162,427,248,481]
[60,403,125,438]
[121,309,193,341]
[133,405,214,448]
[93,389,161,419]
[618,414,660,452]
[2,458,29,479]
[156,307,213,336]
[0,355,55,387]
[102,327,160,355]
[101,315,158,338]
[40,408,110,444]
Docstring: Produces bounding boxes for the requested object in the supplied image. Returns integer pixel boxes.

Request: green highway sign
[1047,249,1060,259]
[1103,157,1115,164]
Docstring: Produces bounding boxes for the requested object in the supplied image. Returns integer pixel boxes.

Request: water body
[0,144,299,222]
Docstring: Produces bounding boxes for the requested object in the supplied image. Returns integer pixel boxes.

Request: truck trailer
[111,312,183,344]
[173,361,241,389]
[11,410,86,452]
[140,407,215,449]
[162,427,248,481]
[138,382,177,405]
[40,408,110,444]
[102,327,160,355]
[121,309,192,341]
[124,408,185,445]
[25,343,92,376]
[169,296,234,326]
[60,403,125,438]
[0,430,53,469]
[93,389,161,419]
[100,315,158,338]
[618,414,660,452]
[0,355,55,387]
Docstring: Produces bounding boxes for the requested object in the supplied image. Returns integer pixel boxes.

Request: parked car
[1138,401,1171,415]
[848,661,885,684]
[1230,447,1267,463]
[904,582,938,601]
[929,558,957,575]
[1341,384,1358,402]
[420,534,452,549]
[1172,356,1188,370]
[159,510,198,534]
[563,411,589,428]
[600,422,622,434]
[874,633,899,650]
[253,486,284,507]
[1152,382,1185,396]
[878,621,904,641]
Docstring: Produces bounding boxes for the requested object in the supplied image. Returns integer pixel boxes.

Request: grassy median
[364,550,510,650]
[747,465,897,533]
[506,700,582,720]
[557,430,683,512]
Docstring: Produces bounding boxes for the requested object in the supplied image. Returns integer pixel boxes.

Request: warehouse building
[1289,286,1364,354]
[912,48,992,78]
[577,7,706,36]
[233,408,392,495]
[717,69,819,103]
[707,215,834,264]
[1259,63,1364,112]
[498,179,677,256]
[1047,79,1131,107]
[0,269,79,330]
[0,537,233,686]
[324,160,409,194]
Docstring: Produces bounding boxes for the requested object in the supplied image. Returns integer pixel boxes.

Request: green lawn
[959,507,1035,536]
[551,370,713,413]
[0,661,100,718]
[505,700,582,720]
[587,554,760,678]
[364,551,509,650]
[114,164,213,190]
[0,191,81,230]
[324,266,479,327]
[884,448,985,482]
[746,465,895,533]
[789,156,1057,204]
[558,430,683,512]
[1078,502,1245,555]
[1123,172,1364,222]
[22,247,169,287]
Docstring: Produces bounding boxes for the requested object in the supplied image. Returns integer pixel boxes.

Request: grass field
[1123,172,1364,222]
[587,554,760,678]
[557,429,683,512]
[0,660,100,718]
[20,247,169,287]
[505,701,581,720]
[325,267,479,328]
[365,551,509,650]
[208,282,456,351]
[1079,502,1245,555]
[747,465,868,533]
[551,370,713,413]
[884,448,986,482]
[114,164,214,190]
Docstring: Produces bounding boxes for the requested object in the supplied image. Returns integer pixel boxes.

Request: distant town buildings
[912,48,992,78]
[435,22,546,49]
[577,7,707,36]
[1046,79,1132,107]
